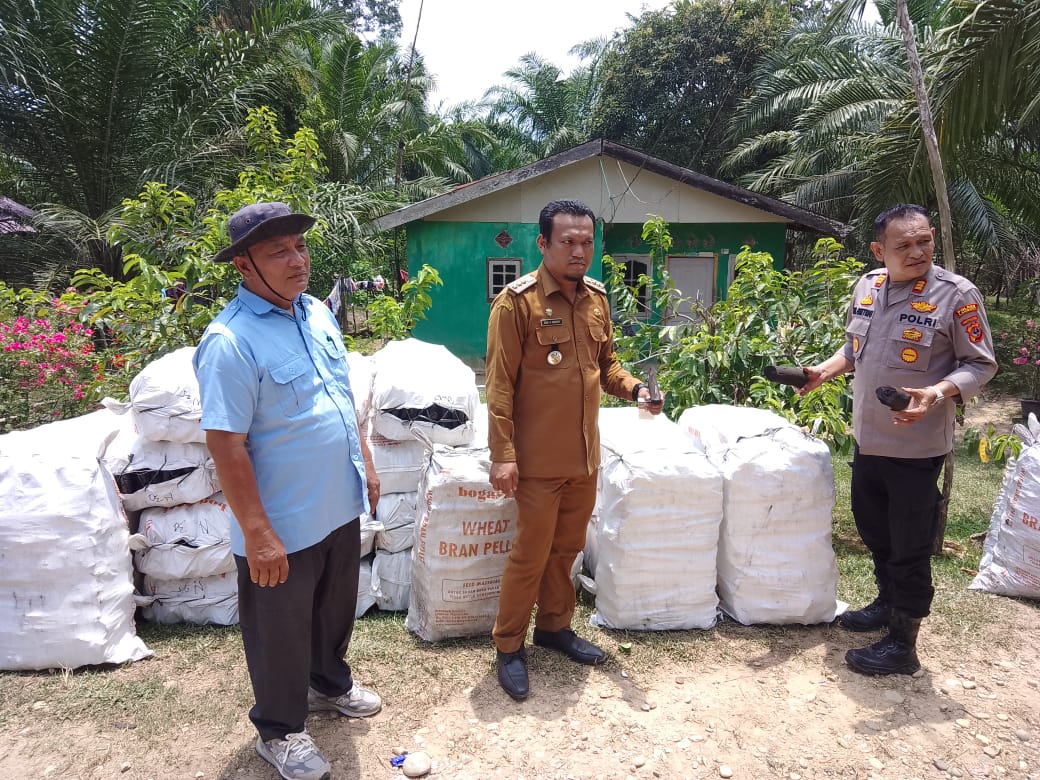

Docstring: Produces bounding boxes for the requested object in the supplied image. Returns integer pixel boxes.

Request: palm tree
[482,43,607,160]
[724,0,1040,265]
[0,0,344,279]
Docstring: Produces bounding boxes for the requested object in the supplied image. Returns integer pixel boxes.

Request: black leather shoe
[496,646,529,701]
[837,597,890,632]
[533,627,607,666]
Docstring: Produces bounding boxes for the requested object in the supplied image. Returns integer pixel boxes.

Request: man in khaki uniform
[801,204,996,676]
[485,199,663,701]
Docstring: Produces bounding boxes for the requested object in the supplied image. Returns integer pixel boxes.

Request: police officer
[800,204,997,676]
[485,199,663,701]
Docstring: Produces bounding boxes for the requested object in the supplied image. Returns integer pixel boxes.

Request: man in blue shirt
[194,202,381,780]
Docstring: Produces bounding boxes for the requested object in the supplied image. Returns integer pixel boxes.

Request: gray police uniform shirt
[842,264,997,458]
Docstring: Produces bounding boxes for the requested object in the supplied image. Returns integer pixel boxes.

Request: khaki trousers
[492,472,597,652]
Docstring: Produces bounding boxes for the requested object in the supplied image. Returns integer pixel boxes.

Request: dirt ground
[1,394,1038,780]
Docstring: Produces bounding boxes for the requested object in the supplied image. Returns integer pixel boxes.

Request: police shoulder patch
[506,274,537,294]
[584,276,607,294]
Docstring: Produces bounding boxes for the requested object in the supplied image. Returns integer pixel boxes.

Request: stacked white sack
[372,549,412,611]
[107,438,220,512]
[970,414,1040,599]
[376,491,417,553]
[0,410,151,670]
[141,572,238,625]
[107,346,205,443]
[371,338,477,446]
[368,422,427,494]
[130,493,235,581]
[346,351,376,425]
[590,408,723,631]
[407,444,516,641]
[356,558,378,618]
[678,404,839,625]
[359,512,382,558]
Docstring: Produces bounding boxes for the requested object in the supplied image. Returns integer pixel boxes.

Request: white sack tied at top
[371,339,477,446]
[696,407,839,625]
[590,408,724,631]
[107,436,219,512]
[102,346,205,444]
[406,444,516,642]
[0,409,151,670]
[677,403,800,453]
[971,420,1040,600]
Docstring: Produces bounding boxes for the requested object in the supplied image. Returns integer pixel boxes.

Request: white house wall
[423,158,788,225]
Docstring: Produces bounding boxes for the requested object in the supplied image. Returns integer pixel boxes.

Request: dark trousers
[493,472,597,653]
[235,520,361,741]
[851,447,944,618]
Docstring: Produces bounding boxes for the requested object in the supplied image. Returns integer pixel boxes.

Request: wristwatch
[929,386,946,407]
[632,383,646,401]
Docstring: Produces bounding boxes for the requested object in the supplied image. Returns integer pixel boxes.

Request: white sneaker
[308,684,382,717]
[255,731,330,780]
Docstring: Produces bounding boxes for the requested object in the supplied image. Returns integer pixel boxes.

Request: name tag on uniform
[541,318,563,326]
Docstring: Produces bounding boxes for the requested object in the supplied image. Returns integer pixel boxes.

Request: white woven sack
[372,549,411,611]
[709,424,839,625]
[360,513,382,558]
[137,492,233,545]
[371,338,477,446]
[130,494,233,580]
[590,408,723,631]
[970,440,1040,599]
[346,351,376,425]
[406,445,516,642]
[126,347,205,443]
[356,557,377,618]
[111,437,219,512]
[140,572,238,625]
[376,491,417,530]
[376,523,414,554]
[369,426,427,494]
[678,404,797,453]
[0,410,151,670]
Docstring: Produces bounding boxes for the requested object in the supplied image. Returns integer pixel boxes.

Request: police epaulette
[506,274,537,294]
[584,276,606,294]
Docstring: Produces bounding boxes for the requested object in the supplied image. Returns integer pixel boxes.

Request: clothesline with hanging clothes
[323,270,410,313]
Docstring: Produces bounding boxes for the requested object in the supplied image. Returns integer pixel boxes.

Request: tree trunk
[895,0,955,551]
[896,0,957,275]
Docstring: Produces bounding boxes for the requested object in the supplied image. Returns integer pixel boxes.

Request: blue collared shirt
[193,284,367,556]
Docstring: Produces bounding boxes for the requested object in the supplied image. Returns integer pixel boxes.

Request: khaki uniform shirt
[842,264,997,458]
[486,265,640,478]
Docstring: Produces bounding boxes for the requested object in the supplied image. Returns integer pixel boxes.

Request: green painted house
[372,139,849,366]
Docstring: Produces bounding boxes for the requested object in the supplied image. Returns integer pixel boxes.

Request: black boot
[845,611,921,676]
[837,596,890,632]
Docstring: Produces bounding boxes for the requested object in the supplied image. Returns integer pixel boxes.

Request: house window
[621,257,652,316]
[488,258,522,300]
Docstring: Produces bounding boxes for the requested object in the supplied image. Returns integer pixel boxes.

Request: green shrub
[608,216,863,454]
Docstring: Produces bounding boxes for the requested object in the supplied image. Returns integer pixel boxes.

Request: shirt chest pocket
[530,327,573,369]
[886,325,935,372]
[268,355,316,417]
[847,317,871,360]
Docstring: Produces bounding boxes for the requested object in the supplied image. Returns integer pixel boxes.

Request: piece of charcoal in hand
[764,365,809,388]
[875,385,911,411]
